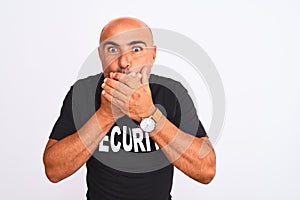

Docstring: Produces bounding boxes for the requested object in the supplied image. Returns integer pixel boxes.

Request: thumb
[141,66,148,84]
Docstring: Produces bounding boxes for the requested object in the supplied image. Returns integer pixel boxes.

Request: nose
[118,52,132,70]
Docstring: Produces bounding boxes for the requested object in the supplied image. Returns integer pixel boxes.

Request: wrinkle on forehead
[100,17,153,45]
[100,29,153,48]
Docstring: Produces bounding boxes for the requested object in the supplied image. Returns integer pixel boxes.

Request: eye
[132,46,142,53]
[107,47,118,53]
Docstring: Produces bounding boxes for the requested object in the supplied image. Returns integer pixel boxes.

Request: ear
[98,46,107,76]
[151,45,157,61]
[98,46,103,61]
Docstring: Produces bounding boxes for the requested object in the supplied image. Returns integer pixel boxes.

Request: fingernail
[113,72,116,76]
[102,90,105,94]
[104,78,107,82]
[101,83,105,87]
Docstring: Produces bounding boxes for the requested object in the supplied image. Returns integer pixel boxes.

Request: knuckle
[115,91,121,99]
[116,81,121,89]
[106,78,111,86]
[131,92,139,99]
[134,76,141,82]
[117,73,122,79]
[112,97,117,104]
[106,86,112,94]
[112,89,117,97]
[108,79,115,87]
[122,76,126,82]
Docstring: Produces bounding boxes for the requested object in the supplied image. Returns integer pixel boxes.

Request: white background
[1,0,300,199]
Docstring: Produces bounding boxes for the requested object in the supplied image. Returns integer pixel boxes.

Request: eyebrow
[102,41,120,48]
[101,40,147,49]
[127,41,147,46]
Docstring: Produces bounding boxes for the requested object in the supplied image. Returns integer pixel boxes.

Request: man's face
[98,27,156,78]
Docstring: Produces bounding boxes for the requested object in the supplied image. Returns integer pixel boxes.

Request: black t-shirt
[49,73,207,200]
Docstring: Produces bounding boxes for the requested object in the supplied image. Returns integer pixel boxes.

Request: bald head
[98,17,157,78]
[100,17,153,45]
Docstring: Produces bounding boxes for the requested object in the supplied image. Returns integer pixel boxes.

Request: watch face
[140,118,156,132]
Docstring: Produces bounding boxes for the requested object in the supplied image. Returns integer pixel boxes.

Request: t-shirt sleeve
[49,86,77,140]
[173,83,207,138]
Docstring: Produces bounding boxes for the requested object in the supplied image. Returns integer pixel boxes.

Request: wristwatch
[140,108,162,132]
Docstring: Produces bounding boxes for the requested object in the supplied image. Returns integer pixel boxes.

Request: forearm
[43,108,115,183]
[151,115,216,184]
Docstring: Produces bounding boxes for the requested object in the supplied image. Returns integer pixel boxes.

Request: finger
[111,96,125,109]
[109,72,114,79]
[112,73,140,89]
[102,82,129,102]
[141,66,148,84]
[104,78,132,95]
[127,71,136,77]
[127,66,143,74]
[112,72,128,83]
[126,75,143,89]
[101,90,112,102]
[101,90,124,108]
[113,71,140,85]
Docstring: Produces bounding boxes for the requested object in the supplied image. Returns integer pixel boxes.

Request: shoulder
[70,73,103,109]
[71,73,103,95]
[73,73,103,89]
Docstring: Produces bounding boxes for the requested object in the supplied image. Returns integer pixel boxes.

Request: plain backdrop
[1,0,300,199]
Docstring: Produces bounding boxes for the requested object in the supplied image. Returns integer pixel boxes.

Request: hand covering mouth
[118,68,127,73]
[123,66,143,74]
[118,66,143,74]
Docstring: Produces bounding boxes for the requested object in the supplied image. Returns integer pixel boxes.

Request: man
[43,17,216,200]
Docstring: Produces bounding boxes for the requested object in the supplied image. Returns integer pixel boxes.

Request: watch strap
[152,108,162,123]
